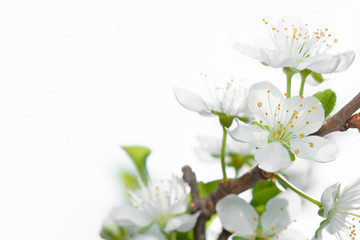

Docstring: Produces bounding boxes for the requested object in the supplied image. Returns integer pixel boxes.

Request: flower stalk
[274,173,323,208]
[221,125,228,181]
[299,69,311,96]
[283,67,297,98]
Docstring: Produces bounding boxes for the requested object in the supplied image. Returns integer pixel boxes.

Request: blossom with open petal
[313,177,360,240]
[234,17,355,73]
[173,76,249,118]
[216,191,306,240]
[229,81,339,172]
[110,176,200,234]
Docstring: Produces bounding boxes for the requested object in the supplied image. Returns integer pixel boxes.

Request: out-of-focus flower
[216,191,306,239]
[229,81,339,172]
[174,75,249,120]
[110,176,200,235]
[234,17,355,73]
[313,178,360,240]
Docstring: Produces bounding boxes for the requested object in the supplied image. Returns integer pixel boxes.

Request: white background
[1,0,360,239]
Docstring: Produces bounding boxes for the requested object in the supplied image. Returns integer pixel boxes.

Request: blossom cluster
[101,17,359,240]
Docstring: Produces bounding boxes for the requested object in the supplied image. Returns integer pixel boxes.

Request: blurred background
[1,0,360,239]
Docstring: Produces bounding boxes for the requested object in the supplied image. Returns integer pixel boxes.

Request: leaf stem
[221,126,228,181]
[274,173,322,208]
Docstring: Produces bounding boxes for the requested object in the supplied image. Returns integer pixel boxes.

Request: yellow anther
[258,102,263,107]
[316,36,320,39]
[272,27,275,30]
[294,110,299,115]
[306,121,309,124]
[285,27,288,30]
[300,133,305,138]
[284,93,287,96]
[271,226,275,231]
[325,28,328,31]
[260,120,263,124]
[300,96,304,99]
[267,90,271,93]
[309,142,314,147]
[313,106,318,110]
[277,121,281,124]
[295,116,298,119]
[291,125,294,128]
[334,38,338,43]
[308,110,312,113]
[324,120,327,125]
[328,34,331,37]
[294,149,300,155]
[280,207,284,211]
[265,112,268,115]
[253,217,258,221]
[300,104,303,107]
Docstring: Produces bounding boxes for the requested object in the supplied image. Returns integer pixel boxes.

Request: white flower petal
[333,51,355,72]
[290,136,338,163]
[228,121,268,148]
[248,81,284,122]
[304,54,342,74]
[259,48,297,68]
[164,212,201,233]
[304,51,355,74]
[216,194,258,237]
[278,228,308,240]
[320,182,339,217]
[254,142,292,172]
[286,96,324,136]
[173,87,212,116]
[110,206,152,227]
[233,42,262,60]
[261,191,301,234]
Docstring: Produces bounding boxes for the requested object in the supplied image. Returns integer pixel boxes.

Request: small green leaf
[122,146,151,184]
[118,170,139,191]
[310,71,324,83]
[313,89,337,118]
[251,180,282,215]
[198,180,219,198]
[176,230,195,240]
[227,154,254,176]
[261,61,269,66]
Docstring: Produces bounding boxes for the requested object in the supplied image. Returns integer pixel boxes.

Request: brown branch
[314,92,360,136]
[183,91,360,240]
[217,229,232,240]
[182,165,272,240]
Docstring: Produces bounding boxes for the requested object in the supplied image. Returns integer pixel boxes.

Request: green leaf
[227,154,254,176]
[313,89,337,118]
[310,71,324,83]
[232,237,248,240]
[122,146,151,184]
[198,180,219,198]
[251,180,282,215]
[118,170,139,191]
[175,230,195,240]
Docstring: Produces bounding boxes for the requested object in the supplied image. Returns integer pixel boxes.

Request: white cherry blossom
[234,17,355,73]
[110,176,200,234]
[229,81,339,172]
[314,178,360,240]
[174,75,249,118]
[216,191,306,240]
